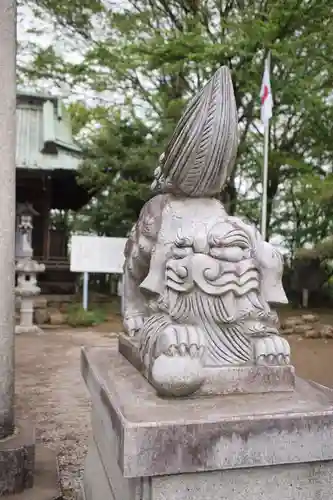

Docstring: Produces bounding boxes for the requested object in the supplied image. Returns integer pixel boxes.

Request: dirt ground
[14,316,333,499]
[15,328,116,499]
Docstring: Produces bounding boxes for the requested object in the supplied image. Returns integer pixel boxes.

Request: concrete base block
[3,444,62,499]
[15,325,44,335]
[0,420,35,496]
[82,440,115,500]
[80,345,333,500]
[119,333,295,395]
[0,419,61,499]
[81,447,333,500]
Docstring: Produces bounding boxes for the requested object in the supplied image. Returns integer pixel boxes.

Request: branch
[157,0,184,31]
[127,71,161,116]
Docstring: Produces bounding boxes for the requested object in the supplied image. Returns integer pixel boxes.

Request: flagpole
[261,123,269,241]
[260,50,271,241]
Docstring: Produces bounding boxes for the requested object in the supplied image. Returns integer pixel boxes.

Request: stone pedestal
[0,418,61,499]
[79,344,333,500]
[1,441,62,499]
[119,334,295,396]
[0,420,35,495]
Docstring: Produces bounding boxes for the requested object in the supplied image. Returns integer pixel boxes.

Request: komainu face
[166,220,260,298]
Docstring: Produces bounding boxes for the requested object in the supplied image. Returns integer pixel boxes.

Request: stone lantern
[15,202,38,258]
[15,203,45,334]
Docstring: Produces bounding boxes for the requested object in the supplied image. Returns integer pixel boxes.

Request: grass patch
[66,304,107,327]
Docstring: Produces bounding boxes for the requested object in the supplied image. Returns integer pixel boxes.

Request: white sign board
[70,235,127,274]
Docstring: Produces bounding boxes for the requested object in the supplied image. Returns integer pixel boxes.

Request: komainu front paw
[154,324,206,359]
[253,334,291,366]
[123,314,145,337]
[151,324,206,397]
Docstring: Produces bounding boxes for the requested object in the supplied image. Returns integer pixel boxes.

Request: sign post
[83,271,89,311]
[70,236,127,309]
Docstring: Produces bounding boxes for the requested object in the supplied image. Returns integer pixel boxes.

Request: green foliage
[18,0,333,253]
[66,304,107,327]
[71,113,161,236]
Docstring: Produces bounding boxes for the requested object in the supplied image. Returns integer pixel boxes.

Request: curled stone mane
[161,66,238,197]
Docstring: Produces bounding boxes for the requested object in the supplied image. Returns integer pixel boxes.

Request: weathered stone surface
[81,444,333,500]
[82,346,333,479]
[304,328,320,339]
[321,325,333,338]
[15,325,44,336]
[81,440,118,500]
[79,345,333,500]
[281,317,303,328]
[0,420,35,496]
[2,445,62,500]
[119,333,295,396]
[49,312,66,326]
[34,297,48,310]
[0,409,14,443]
[148,463,333,500]
[280,314,333,339]
[301,313,319,323]
[281,328,294,336]
[47,295,73,310]
[34,309,49,326]
[293,324,309,334]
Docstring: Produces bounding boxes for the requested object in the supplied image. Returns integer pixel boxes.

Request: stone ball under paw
[151,354,204,397]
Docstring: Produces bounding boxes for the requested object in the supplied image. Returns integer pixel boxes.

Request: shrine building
[16,91,91,293]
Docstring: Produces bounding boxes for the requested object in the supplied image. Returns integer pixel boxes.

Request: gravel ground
[15,328,117,500]
[14,325,333,499]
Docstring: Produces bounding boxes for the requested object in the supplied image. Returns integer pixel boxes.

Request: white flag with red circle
[260,56,273,125]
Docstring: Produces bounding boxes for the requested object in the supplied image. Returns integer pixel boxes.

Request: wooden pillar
[63,209,69,258]
[42,175,51,260]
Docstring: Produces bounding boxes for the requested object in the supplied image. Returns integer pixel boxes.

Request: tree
[69,107,160,237]
[18,0,333,251]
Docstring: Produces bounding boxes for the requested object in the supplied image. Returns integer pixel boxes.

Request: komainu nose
[193,233,209,254]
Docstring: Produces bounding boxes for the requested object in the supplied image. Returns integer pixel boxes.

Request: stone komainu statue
[122,66,290,397]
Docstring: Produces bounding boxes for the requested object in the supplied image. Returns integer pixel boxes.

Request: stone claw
[253,334,290,366]
[155,324,206,360]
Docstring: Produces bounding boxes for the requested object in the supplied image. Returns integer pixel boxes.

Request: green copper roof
[16,92,82,171]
